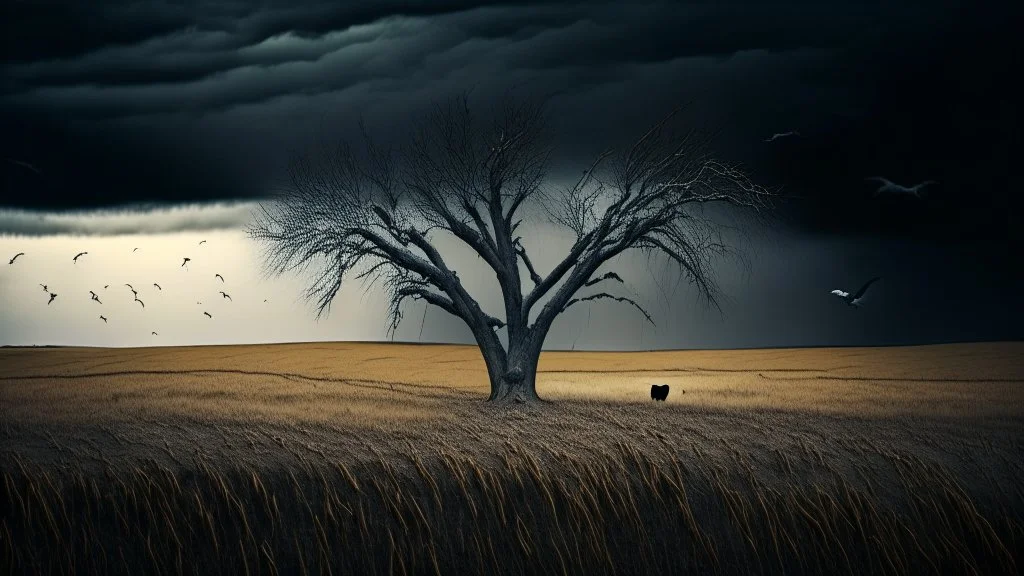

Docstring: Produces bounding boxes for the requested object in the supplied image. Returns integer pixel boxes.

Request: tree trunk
[483,335,542,403]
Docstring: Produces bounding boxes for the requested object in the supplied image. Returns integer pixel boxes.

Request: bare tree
[248,94,771,403]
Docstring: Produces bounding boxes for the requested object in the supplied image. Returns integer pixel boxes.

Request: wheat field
[1,342,1022,574]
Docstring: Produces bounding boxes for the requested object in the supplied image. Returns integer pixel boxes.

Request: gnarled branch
[563,292,656,326]
[584,271,624,288]
[513,237,542,286]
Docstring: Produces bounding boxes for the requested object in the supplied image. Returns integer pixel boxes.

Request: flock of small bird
[5,239,263,338]
[7,135,919,325]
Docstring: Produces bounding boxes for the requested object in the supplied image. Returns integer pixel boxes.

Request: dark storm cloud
[1,0,1020,246]
[0,0,515,64]
[5,2,906,117]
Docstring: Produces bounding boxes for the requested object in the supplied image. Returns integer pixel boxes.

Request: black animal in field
[651,384,670,401]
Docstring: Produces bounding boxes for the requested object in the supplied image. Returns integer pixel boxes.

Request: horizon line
[3,338,1021,353]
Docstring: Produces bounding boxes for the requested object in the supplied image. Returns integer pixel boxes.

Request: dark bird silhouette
[153,283,162,291]
[651,384,670,401]
[866,177,936,198]
[129,288,138,297]
[72,251,87,264]
[134,297,145,309]
[100,315,107,323]
[90,291,102,304]
[133,247,139,252]
[89,290,97,298]
[219,291,232,301]
[47,293,57,305]
[8,252,24,265]
[263,299,267,303]
[39,284,48,292]
[103,285,109,289]
[5,157,42,176]
[181,257,190,268]
[764,130,800,143]
[152,331,158,336]
[124,283,134,291]
[199,240,207,245]
[215,274,224,282]
[831,277,882,307]
[203,311,212,319]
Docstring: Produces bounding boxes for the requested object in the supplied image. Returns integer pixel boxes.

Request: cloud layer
[0,202,257,237]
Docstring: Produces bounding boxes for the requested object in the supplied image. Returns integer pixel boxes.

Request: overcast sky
[1,0,1021,349]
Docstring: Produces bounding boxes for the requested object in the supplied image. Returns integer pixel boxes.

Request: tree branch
[513,237,542,286]
[563,292,655,326]
[584,271,624,288]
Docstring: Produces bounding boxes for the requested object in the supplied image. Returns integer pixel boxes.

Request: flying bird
[90,291,102,304]
[831,277,882,307]
[152,331,158,336]
[764,131,800,143]
[181,257,191,268]
[39,284,48,292]
[133,247,139,252]
[129,288,138,297]
[215,274,224,282]
[89,290,97,298]
[866,177,936,198]
[73,252,88,263]
[134,297,145,309]
[219,291,232,301]
[153,283,162,291]
[47,293,57,305]
[100,316,107,323]
[124,283,134,291]
[203,311,212,319]
[5,157,42,174]
[103,285,109,289]
[199,240,207,245]
[8,252,24,265]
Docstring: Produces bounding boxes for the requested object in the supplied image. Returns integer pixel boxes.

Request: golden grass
[1,341,1022,574]
[1,341,1022,425]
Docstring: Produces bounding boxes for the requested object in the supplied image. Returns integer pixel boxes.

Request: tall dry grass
[3,436,1021,575]
[2,342,1022,574]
